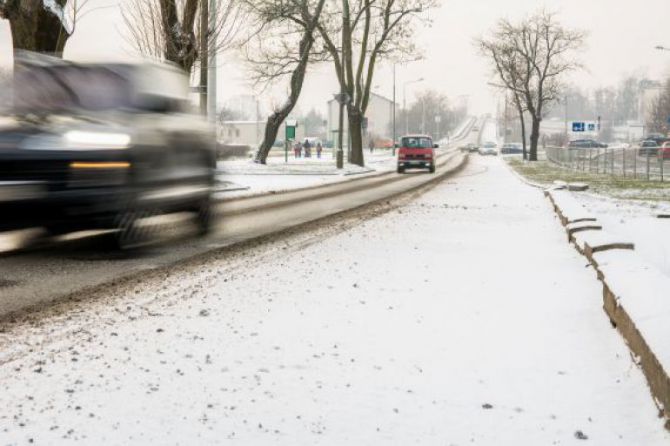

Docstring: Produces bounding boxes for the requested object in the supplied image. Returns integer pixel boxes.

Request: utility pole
[564,95,569,146]
[392,64,396,155]
[199,0,208,116]
[421,98,425,134]
[207,0,217,122]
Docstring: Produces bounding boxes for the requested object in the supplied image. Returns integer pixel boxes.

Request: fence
[545,146,668,182]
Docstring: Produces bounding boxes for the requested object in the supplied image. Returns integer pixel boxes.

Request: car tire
[114,206,151,250]
[397,166,405,174]
[195,195,213,236]
[428,164,435,173]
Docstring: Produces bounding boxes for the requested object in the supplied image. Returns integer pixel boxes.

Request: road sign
[587,123,596,132]
[572,122,585,132]
[285,120,297,140]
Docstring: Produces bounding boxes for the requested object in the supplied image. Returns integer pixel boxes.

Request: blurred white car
[478,141,498,156]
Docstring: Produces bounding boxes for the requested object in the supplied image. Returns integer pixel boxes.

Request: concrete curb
[545,189,670,429]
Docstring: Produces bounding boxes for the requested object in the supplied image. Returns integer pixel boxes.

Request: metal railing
[545,146,668,182]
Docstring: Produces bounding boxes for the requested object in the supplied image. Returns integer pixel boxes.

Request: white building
[219,120,305,147]
[326,92,397,146]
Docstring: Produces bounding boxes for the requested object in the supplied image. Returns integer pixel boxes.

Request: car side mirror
[433,144,439,148]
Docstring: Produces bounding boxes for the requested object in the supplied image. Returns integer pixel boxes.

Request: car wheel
[195,195,213,236]
[397,166,405,174]
[114,207,151,250]
[429,164,435,173]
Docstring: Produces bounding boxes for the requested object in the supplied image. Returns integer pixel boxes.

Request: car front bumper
[398,160,433,168]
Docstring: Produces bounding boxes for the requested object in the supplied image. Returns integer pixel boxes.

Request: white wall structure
[326,92,397,146]
[219,121,305,146]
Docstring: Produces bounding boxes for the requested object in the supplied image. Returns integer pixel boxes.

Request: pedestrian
[316,142,323,159]
[369,138,375,154]
[294,141,301,158]
[303,139,312,158]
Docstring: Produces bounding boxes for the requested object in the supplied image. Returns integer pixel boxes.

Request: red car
[397,134,437,173]
[658,142,670,160]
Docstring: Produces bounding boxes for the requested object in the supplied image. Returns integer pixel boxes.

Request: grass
[507,158,670,202]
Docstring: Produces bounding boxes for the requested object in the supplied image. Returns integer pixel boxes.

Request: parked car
[658,142,670,160]
[638,140,660,157]
[568,139,608,149]
[500,142,523,154]
[478,141,497,156]
[375,137,394,149]
[397,134,437,173]
[0,53,216,249]
[461,142,479,153]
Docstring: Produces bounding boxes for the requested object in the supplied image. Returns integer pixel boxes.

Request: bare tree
[122,0,244,73]
[316,0,435,166]
[243,0,327,164]
[479,11,585,161]
[647,78,670,135]
[1,0,90,57]
[478,32,530,159]
[397,89,467,139]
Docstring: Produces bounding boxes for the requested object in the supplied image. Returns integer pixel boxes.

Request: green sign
[286,125,296,140]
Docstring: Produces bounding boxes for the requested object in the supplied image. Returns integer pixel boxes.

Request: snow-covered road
[0,156,667,444]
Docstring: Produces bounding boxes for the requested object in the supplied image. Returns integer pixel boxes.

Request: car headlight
[64,131,131,149]
[20,131,131,151]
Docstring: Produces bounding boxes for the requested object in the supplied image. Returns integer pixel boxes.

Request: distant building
[326,92,397,146]
[219,121,265,146]
[219,120,305,147]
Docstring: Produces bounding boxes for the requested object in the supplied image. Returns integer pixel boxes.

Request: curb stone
[545,189,670,429]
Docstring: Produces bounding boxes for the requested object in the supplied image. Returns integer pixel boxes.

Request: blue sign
[572,122,585,132]
[587,123,596,131]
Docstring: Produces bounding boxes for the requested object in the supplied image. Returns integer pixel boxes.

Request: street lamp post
[392,64,396,155]
[403,77,424,134]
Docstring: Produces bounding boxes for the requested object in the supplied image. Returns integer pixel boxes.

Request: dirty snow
[0,156,667,444]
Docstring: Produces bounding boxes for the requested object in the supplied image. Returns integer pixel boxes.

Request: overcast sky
[2,0,669,116]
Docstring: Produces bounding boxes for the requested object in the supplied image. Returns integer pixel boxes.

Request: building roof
[327,91,396,106]
[221,120,266,125]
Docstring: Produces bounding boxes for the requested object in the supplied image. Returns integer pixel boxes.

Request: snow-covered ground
[216,150,396,198]
[0,156,667,444]
[568,193,670,277]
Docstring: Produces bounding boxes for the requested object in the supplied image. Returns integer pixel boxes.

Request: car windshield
[402,137,432,148]
[8,65,134,115]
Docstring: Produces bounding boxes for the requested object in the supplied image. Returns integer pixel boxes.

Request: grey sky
[2,0,669,115]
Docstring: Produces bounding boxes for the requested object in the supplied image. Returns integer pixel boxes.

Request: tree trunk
[254,32,314,164]
[347,107,364,166]
[529,116,541,161]
[6,0,70,57]
[519,111,527,161]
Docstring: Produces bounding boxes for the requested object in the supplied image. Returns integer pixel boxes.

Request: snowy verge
[547,189,670,428]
